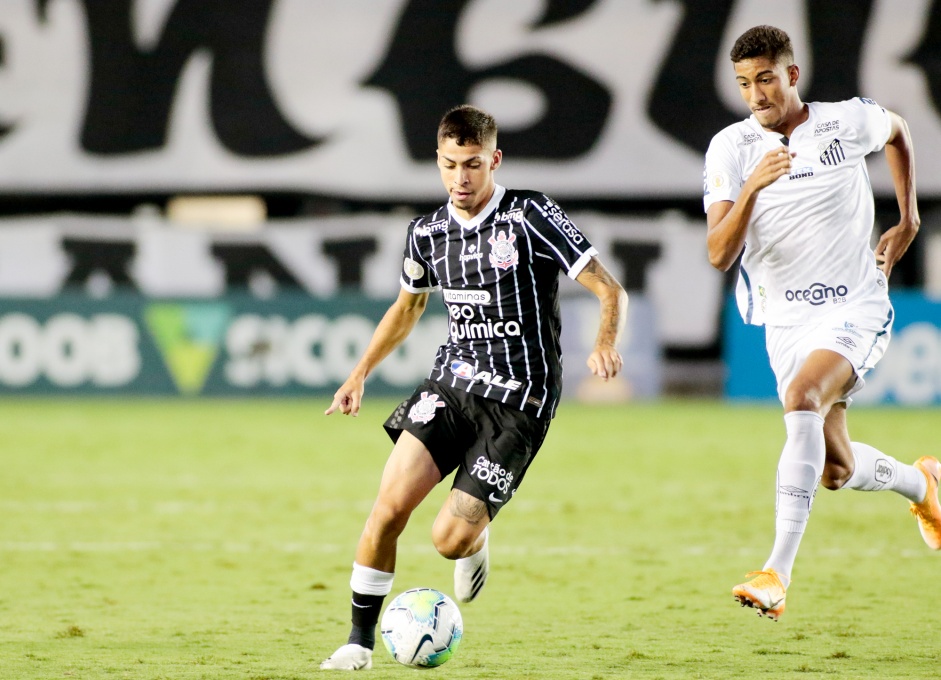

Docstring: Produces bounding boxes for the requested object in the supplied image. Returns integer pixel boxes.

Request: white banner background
[0,0,938,197]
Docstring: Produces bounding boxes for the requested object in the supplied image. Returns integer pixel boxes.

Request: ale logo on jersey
[450,361,476,380]
[449,361,523,391]
[488,229,519,270]
[144,303,231,395]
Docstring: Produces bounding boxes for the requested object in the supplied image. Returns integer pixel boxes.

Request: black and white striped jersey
[400,185,597,419]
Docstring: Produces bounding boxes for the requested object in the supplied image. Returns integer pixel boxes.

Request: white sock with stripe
[763,411,825,588]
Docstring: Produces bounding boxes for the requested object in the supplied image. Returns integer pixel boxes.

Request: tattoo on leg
[449,491,487,524]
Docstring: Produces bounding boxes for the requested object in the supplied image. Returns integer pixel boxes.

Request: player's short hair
[730,25,794,66]
[437,105,497,148]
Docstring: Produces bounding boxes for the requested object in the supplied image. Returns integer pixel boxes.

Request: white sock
[466,526,488,559]
[763,411,825,587]
[843,442,927,503]
[350,562,394,596]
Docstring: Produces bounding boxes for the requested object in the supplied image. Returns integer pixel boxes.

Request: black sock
[347,591,385,650]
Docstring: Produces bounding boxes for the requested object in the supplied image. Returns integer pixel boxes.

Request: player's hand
[325,377,366,417]
[875,219,919,279]
[747,146,795,191]
[587,346,623,381]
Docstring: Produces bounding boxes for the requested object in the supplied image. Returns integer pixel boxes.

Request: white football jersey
[703,98,892,326]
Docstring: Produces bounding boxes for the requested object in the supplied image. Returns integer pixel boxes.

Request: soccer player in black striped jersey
[320,105,627,671]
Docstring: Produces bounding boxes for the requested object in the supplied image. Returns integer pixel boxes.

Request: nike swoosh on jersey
[488,493,504,504]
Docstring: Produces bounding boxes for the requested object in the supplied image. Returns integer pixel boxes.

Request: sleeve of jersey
[847,97,892,154]
[399,224,439,293]
[703,133,742,212]
[523,197,598,280]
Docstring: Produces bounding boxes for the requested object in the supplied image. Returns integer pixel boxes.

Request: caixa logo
[785,283,849,306]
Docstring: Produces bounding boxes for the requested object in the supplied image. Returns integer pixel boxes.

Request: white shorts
[765,295,894,406]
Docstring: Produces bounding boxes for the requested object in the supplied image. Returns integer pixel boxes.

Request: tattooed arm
[574,256,628,381]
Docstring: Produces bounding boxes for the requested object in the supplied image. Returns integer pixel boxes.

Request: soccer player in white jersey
[319,105,627,669]
[704,25,940,621]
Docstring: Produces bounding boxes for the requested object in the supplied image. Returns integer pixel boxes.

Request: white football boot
[454,526,489,603]
[319,643,373,670]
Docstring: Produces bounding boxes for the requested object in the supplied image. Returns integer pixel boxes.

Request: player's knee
[821,461,853,490]
[431,527,476,560]
[783,383,824,414]
[366,501,410,539]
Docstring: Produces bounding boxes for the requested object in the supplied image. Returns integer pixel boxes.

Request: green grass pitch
[0,398,939,679]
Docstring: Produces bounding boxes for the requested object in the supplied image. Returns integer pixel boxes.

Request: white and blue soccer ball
[380,588,463,668]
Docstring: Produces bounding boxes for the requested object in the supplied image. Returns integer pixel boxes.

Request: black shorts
[384,379,550,519]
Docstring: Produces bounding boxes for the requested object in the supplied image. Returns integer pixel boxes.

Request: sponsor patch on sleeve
[709,170,729,191]
[403,257,424,280]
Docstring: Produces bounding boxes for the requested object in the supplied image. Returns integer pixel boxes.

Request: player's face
[734,57,800,131]
[437,137,502,219]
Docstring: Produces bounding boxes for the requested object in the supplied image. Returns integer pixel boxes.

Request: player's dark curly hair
[437,105,498,148]
[730,25,794,66]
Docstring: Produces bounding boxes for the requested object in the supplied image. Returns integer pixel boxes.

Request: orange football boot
[732,569,787,621]
[911,456,941,550]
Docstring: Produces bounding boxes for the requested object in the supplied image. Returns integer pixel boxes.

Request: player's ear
[491,149,502,170]
[788,63,799,87]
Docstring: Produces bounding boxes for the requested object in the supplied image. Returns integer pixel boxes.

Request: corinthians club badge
[488,229,519,270]
[408,391,446,424]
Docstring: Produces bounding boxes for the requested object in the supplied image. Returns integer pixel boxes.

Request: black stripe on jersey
[495,195,524,405]
[504,238,524,406]
[523,218,579,273]
[471,224,499,400]
[457,222,486,393]
[528,199,592,272]
[518,206,549,417]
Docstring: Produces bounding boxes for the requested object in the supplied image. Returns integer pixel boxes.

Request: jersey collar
[448,185,506,231]
[746,103,815,145]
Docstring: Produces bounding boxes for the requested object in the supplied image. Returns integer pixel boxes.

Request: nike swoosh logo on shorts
[488,493,504,504]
